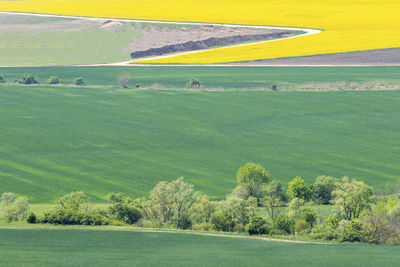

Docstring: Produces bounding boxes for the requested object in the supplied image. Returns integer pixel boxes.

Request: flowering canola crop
[0,0,399,63]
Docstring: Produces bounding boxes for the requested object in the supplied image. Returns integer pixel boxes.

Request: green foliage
[20,74,38,84]
[57,191,89,211]
[26,211,37,224]
[73,77,84,86]
[298,208,317,228]
[333,177,375,220]
[287,176,312,201]
[236,163,270,199]
[107,193,142,224]
[263,180,286,220]
[312,176,338,205]
[0,193,29,223]
[337,220,364,242]
[186,78,201,89]
[273,215,295,235]
[0,75,4,83]
[190,193,216,224]
[246,216,269,235]
[47,76,59,84]
[295,219,310,234]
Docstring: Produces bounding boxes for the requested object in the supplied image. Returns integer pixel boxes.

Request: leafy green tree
[212,196,251,232]
[20,74,38,84]
[108,193,142,224]
[148,177,197,228]
[57,191,89,211]
[0,193,29,223]
[47,76,59,84]
[236,163,270,200]
[312,176,338,205]
[246,216,269,235]
[333,177,375,220]
[26,211,37,224]
[287,176,312,201]
[74,77,85,86]
[263,180,286,220]
[191,193,216,223]
[298,207,317,228]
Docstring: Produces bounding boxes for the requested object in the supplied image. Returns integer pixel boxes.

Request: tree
[246,216,269,235]
[108,193,142,224]
[186,78,201,89]
[20,74,38,84]
[57,191,89,211]
[148,177,197,228]
[212,196,250,232]
[0,193,29,223]
[263,180,286,220]
[287,176,312,201]
[298,207,317,228]
[236,163,270,200]
[191,193,216,223]
[0,75,4,83]
[47,76,59,84]
[74,78,85,86]
[333,177,375,220]
[312,176,338,205]
[117,74,132,89]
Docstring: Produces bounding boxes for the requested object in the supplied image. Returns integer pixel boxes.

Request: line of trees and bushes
[0,74,85,86]
[1,162,399,244]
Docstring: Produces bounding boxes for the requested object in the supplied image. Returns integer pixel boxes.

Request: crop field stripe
[1,227,400,266]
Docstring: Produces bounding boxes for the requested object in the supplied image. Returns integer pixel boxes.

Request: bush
[26,212,37,224]
[299,208,317,228]
[337,220,364,242]
[177,214,192,230]
[20,74,38,85]
[273,215,295,235]
[108,193,142,224]
[295,219,310,234]
[42,208,109,225]
[246,216,269,235]
[192,222,214,231]
[211,213,234,232]
[74,78,85,86]
[0,75,4,83]
[186,78,201,89]
[47,76,59,84]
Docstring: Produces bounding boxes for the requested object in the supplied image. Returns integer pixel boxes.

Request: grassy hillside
[0,66,399,88]
[0,81,399,202]
[1,227,399,266]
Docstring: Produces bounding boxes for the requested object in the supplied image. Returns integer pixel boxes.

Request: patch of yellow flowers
[1,0,399,63]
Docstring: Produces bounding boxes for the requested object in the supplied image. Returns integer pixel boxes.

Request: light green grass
[0,76,399,202]
[0,227,399,266]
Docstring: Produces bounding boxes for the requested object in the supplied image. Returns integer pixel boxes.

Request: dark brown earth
[130,32,292,59]
[232,48,400,65]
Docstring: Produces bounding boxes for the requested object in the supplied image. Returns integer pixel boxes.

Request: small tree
[74,78,85,86]
[47,76,59,84]
[312,176,338,205]
[0,193,29,223]
[287,176,312,201]
[263,180,286,220]
[26,211,37,224]
[236,163,270,200]
[333,177,375,220]
[186,78,201,89]
[117,74,132,89]
[57,191,89,211]
[0,75,4,83]
[20,74,38,85]
[108,193,142,224]
[246,216,269,235]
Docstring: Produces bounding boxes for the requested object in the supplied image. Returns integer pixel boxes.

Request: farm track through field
[0,11,321,67]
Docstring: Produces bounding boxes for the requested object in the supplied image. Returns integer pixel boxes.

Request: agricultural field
[1,227,400,266]
[1,0,398,63]
[0,67,399,203]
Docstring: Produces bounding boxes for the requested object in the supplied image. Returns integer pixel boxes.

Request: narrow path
[0,11,321,66]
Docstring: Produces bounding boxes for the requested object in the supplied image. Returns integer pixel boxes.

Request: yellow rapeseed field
[0,0,399,63]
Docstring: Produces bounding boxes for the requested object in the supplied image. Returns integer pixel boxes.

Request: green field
[0,227,399,266]
[0,66,399,88]
[1,68,399,202]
